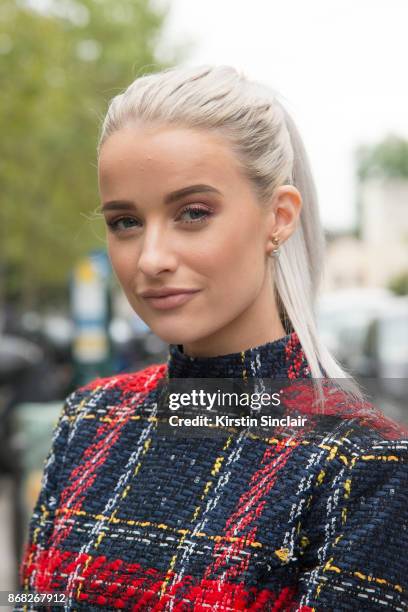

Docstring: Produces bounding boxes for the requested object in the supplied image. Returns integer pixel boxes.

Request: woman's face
[98,123,289,355]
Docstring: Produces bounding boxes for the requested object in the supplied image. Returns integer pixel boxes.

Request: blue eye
[106,217,141,232]
[106,205,212,234]
[178,205,212,224]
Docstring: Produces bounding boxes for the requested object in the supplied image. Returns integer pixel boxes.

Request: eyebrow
[101,184,222,212]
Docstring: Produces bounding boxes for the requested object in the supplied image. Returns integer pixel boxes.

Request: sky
[158,0,408,230]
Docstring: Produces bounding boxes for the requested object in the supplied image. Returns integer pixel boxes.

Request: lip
[142,290,201,311]
[139,287,200,298]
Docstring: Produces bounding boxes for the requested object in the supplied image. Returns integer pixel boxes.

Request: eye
[177,205,212,224]
[106,216,141,233]
[105,204,213,234]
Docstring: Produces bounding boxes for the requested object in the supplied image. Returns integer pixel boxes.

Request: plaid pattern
[18,332,408,611]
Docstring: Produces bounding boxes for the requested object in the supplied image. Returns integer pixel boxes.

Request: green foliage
[0,0,183,308]
[356,134,408,182]
[388,271,408,296]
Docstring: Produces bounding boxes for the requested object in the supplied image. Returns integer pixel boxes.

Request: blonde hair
[98,64,364,403]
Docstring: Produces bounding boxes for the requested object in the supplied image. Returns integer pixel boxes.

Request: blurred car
[318,290,408,418]
[354,297,408,402]
[317,287,396,364]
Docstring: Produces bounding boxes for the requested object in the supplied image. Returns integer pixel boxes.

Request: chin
[148,318,214,346]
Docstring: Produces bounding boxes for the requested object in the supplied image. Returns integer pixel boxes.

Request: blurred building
[323,177,408,291]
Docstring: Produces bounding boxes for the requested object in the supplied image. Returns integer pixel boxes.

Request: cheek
[107,240,136,284]
[193,216,264,293]
[180,229,240,282]
[216,212,263,270]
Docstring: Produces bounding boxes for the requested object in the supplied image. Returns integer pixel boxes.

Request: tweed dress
[18,332,408,611]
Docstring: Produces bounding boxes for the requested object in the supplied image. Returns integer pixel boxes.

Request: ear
[265,185,302,255]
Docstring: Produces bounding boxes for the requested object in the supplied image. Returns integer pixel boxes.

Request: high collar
[166,331,311,379]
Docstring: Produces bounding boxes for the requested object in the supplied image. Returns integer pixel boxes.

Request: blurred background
[0,0,407,597]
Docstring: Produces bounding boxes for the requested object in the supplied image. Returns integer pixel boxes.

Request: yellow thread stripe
[36,506,267,552]
[275,547,290,562]
[317,469,325,485]
[324,557,342,573]
[328,446,338,461]
[67,411,314,446]
[75,554,93,600]
[240,351,248,382]
[353,571,403,593]
[211,455,225,477]
[322,559,404,594]
[360,454,399,462]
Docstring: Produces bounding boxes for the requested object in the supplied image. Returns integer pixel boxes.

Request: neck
[182,276,286,358]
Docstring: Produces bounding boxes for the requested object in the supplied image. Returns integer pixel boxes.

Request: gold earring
[269,235,280,258]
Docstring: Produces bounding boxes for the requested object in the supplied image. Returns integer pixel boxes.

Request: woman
[19,65,408,611]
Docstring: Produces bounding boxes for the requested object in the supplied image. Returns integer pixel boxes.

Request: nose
[137,224,178,277]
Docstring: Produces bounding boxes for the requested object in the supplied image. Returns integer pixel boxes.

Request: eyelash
[106,204,213,233]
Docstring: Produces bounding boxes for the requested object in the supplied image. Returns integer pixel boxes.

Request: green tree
[388,271,408,296]
[356,134,408,181]
[0,0,183,310]
[354,134,408,239]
